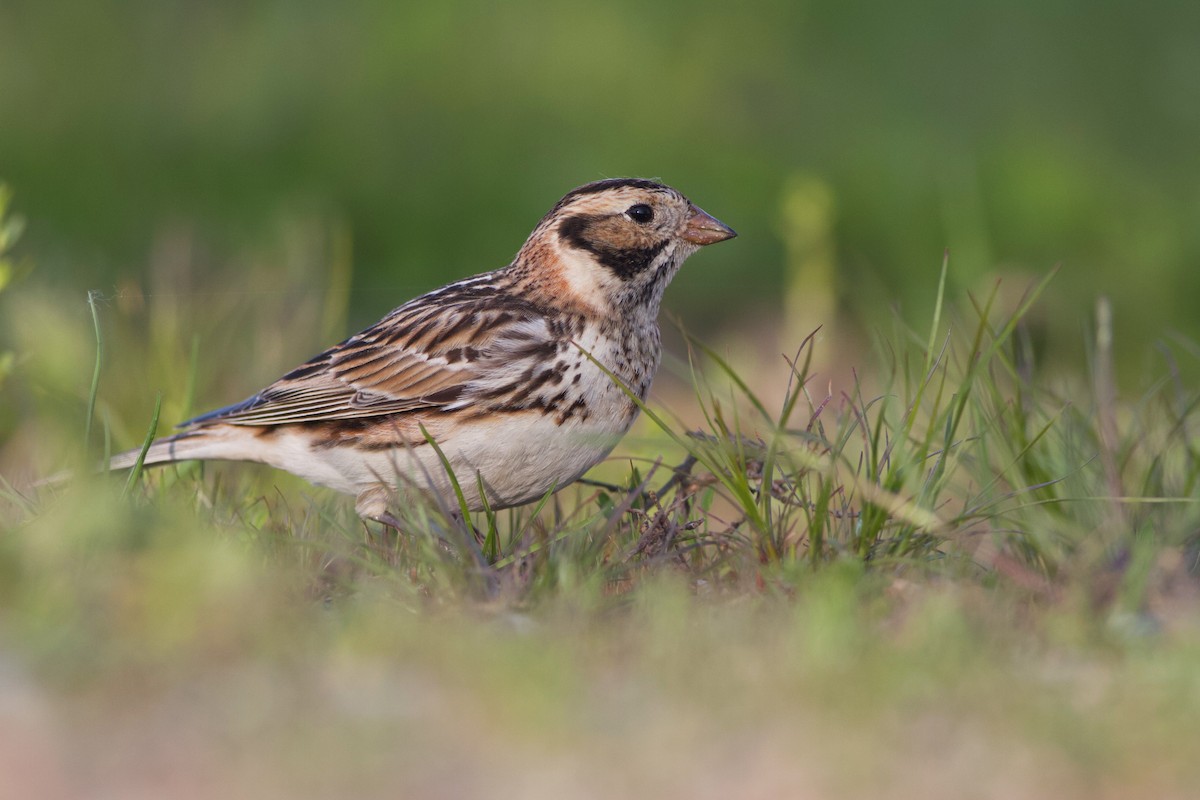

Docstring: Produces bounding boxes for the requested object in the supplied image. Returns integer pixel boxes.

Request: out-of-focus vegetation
[2,0,1199,371]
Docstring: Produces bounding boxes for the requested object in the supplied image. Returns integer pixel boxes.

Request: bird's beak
[681,204,737,245]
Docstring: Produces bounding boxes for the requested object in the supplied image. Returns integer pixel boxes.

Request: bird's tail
[108,430,235,471]
[24,429,244,494]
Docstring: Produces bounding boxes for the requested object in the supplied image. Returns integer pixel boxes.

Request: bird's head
[515,178,736,315]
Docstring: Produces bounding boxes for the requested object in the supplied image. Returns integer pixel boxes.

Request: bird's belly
[436,411,631,509]
[286,407,635,511]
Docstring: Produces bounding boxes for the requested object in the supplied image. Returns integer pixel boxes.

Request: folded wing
[181,286,554,428]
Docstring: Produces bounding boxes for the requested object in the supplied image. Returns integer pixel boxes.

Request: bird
[109,178,736,524]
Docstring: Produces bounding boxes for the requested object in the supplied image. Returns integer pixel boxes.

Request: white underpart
[315,410,624,513]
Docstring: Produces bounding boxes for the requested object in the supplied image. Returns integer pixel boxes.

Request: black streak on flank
[508,338,557,360]
[556,396,589,425]
[558,215,668,280]
[304,417,431,452]
[524,367,564,395]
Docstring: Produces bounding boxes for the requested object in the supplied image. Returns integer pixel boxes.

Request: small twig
[655,453,699,499]
[576,477,625,493]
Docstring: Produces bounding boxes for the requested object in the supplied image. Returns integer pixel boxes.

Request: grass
[3,205,1200,797]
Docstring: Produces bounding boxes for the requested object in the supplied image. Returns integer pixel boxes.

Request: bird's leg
[370,511,408,533]
[357,484,493,574]
[446,509,486,546]
[355,484,394,521]
[355,484,405,554]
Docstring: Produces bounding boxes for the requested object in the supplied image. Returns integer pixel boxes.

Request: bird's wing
[182,284,557,428]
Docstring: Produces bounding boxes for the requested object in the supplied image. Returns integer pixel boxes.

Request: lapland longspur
[110,178,736,521]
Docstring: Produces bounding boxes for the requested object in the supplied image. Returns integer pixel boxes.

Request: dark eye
[626,204,654,224]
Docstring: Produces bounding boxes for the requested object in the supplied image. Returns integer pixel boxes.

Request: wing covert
[181,287,556,428]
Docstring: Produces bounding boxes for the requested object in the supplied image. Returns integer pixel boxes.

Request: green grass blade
[475,471,499,563]
[122,393,162,498]
[417,423,473,525]
[85,290,104,456]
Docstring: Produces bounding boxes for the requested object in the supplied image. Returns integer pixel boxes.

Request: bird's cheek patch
[557,215,668,280]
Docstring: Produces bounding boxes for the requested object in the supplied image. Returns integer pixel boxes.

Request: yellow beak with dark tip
[681,204,737,245]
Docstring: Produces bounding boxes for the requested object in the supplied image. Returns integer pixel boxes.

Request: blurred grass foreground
[4,1,1200,797]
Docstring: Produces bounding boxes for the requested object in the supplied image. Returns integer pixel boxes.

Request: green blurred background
[2,0,1199,369]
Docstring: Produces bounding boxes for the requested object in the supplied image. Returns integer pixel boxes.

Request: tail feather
[30,430,233,492]
[108,430,234,471]
[24,429,260,494]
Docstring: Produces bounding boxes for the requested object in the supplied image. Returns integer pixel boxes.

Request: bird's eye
[626,204,654,224]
